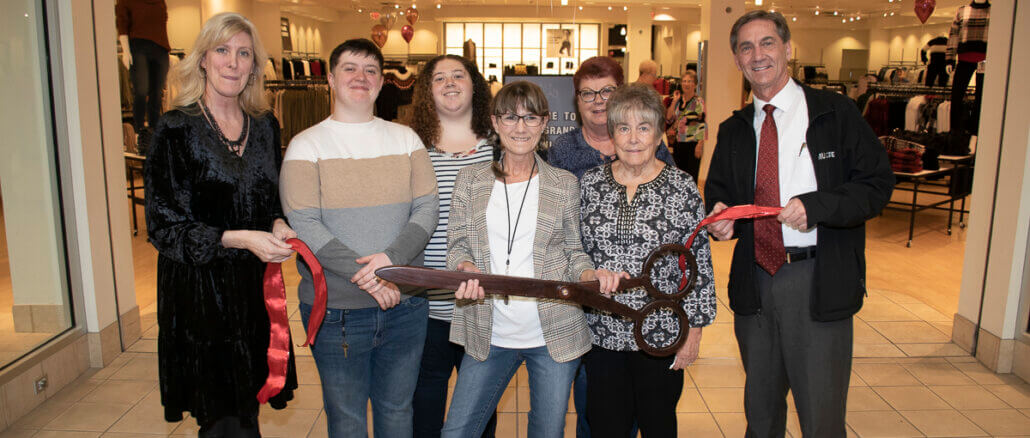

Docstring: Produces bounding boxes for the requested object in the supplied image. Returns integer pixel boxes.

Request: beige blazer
[447,155,594,363]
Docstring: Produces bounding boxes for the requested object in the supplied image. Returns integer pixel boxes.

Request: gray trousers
[734,258,852,438]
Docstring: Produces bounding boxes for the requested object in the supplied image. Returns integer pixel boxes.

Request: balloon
[379,7,397,29]
[406,7,419,25]
[371,24,388,48]
[914,0,935,24]
[401,25,414,43]
[369,11,381,21]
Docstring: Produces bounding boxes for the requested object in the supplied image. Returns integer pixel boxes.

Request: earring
[248,73,255,85]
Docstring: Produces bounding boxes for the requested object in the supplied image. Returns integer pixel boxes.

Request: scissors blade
[375,266,571,299]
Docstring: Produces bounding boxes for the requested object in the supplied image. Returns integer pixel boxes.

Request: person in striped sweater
[280,38,439,438]
[409,54,498,438]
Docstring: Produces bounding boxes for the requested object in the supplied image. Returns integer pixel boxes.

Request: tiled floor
[3,182,1028,436]
[3,282,1029,437]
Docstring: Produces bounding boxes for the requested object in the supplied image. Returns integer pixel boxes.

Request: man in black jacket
[704,11,894,437]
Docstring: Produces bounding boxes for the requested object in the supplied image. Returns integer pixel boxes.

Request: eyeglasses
[497,113,545,127]
[578,86,616,103]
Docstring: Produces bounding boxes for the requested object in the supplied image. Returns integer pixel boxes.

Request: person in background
[665,69,706,182]
[144,12,297,436]
[635,59,659,87]
[441,81,625,438]
[549,56,675,179]
[410,54,498,438]
[705,11,894,436]
[579,83,716,436]
[280,38,439,437]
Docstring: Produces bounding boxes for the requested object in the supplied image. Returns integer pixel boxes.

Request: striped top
[425,139,494,321]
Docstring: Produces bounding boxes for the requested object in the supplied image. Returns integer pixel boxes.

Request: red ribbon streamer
[257,238,328,403]
[679,204,783,288]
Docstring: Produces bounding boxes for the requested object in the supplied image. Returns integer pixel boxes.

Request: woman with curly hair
[410,54,497,438]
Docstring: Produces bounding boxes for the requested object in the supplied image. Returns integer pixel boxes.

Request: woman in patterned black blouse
[578,83,716,437]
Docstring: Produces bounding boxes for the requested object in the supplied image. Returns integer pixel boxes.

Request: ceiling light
[357,8,362,13]
[833,10,838,16]
[436,3,441,8]
[849,17,853,21]
[394,4,400,9]
[579,6,583,10]
[856,15,861,20]
[608,6,612,10]
[755,0,763,5]
[623,6,628,10]
[883,12,887,16]
[411,4,416,8]
[815,10,820,15]
[620,27,626,36]
[890,11,895,15]
[792,16,797,21]
[842,18,846,22]
[560,0,568,5]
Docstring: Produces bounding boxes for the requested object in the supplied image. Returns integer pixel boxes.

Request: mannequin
[946,0,989,135]
[920,36,949,86]
[116,0,171,139]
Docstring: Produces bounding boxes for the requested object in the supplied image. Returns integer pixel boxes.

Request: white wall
[885,23,951,64]
[789,28,869,80]
[167,0,201,51]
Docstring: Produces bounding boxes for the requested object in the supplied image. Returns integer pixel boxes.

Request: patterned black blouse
[579,163,716,351]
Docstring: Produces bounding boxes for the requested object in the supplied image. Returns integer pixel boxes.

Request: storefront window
[0,0,74,368]
[444,21,600,81]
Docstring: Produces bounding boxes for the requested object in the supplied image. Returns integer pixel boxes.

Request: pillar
[697,0,744,186]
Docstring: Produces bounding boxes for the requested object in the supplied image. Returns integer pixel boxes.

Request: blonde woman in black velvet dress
[144,12,297,436]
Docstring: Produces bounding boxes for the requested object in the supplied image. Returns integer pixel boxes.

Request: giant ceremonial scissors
[375,205,782,356]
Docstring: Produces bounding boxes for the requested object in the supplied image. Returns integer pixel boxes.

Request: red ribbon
[257,237,328,403]
[679,204,783,288]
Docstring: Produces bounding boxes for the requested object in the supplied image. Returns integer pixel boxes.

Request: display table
[887,154,974,247]
[124,152,145,235]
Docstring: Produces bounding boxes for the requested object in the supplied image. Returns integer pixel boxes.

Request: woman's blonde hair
[169,12,269,116]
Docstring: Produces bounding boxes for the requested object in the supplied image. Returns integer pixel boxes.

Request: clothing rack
[867,84,974,98]
[266,79,328,87]
[282,50,320,58]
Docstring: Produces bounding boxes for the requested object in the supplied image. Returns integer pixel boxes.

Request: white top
[905,96,926,132]
[752,80,818,247]
[284,117,424,162]
[486,176,545,348]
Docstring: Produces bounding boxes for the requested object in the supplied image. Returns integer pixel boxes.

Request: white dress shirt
[752,80,818,247]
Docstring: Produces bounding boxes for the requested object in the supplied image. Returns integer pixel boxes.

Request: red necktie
[754,104,786,275]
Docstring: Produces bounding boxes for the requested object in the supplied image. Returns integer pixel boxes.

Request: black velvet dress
[144,106,297,426]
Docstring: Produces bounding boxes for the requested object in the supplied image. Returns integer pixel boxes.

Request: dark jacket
[704,82,895,321]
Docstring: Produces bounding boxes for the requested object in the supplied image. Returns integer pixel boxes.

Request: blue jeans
[442,346,579,438]
[300,298,428,438]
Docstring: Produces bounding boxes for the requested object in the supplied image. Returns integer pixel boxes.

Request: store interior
[3,0,1030,435]
[119,0,983,364]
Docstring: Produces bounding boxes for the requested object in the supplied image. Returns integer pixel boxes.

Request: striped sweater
[947,3,990,63]
[280,117,439,309]
[424,140,495,321]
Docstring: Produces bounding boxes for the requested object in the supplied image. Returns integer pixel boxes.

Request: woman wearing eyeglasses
[441,81,625,438]
[549,56,675,179]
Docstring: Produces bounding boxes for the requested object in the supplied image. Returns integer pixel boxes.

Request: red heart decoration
[914,0,935,24]
[406,7,419,25]
[401,25,414,43]
[371,24,388,48]
[370,11,381,21]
